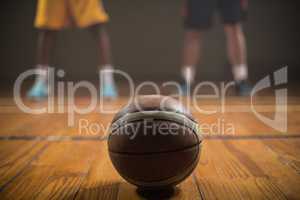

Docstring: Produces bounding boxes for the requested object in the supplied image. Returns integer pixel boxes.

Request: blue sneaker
[235,80,252,96]
[27,81,48,100]
[101,82,118,99]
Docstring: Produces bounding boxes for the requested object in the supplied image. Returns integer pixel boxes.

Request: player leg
[220,0,251,95]
[182,31,203,87]
[28,0,67,99]
[224,23,248,80]
[27,30,56,99]
[89,24,112,67]
[88,24,117,98]
[71,0,117,98]
[181,0,214,94]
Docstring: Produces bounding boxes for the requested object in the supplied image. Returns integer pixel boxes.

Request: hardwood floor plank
[74,142,120,200]
[194,177,288,200]
[1,111,299,137]
[75,142,201,200]
[0,113,114,137]
[193,140,300,200]
[0,96,300,199]
[1,96,300,137]
[0,141,49,190]
[262,139,300,176]
[0,141,98,200]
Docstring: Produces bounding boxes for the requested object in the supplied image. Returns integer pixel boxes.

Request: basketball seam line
[108,143,201,156]
[113,146,200,186]
[110,111,199,133]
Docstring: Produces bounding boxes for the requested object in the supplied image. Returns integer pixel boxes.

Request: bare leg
[182,30,203,68]
[224,23,251,96]
[36,30,56,68]
[224,23,248,81]
[89,24,112,66]
[182,30,203,84]
[28,30,56,98]
[89,24,117,98]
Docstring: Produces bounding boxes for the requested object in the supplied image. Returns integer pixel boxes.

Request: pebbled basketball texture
[108,95,202,189]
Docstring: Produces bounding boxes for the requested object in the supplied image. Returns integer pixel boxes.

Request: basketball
[108,95,202,189]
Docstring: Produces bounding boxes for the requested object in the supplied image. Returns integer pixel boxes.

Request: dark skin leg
[181,30,203,84]
[182,24,247,81]
[182,25,247,67]
[224,23,248,81]
[29,30,55,95]
[36,30,56,68]
[182,30,203,67]
[182,25,247,68]
[224,23,247,67]
[36,25,113,67]
[88,24,112,67]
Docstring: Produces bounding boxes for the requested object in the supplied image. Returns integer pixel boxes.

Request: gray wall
[0,0,299,83]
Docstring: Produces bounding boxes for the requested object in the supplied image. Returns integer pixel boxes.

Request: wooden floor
[0,96,300,200]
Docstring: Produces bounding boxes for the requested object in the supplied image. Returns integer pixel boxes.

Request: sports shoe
[27,81,48,100]
[235,80,252,96]
[101,82,118,99]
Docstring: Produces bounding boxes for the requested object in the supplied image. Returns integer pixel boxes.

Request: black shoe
[235,80,252,96]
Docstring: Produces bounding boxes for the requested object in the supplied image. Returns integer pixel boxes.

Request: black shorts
[184,0,248,30]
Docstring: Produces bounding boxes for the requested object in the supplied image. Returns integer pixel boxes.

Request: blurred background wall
[0,0,299,83]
